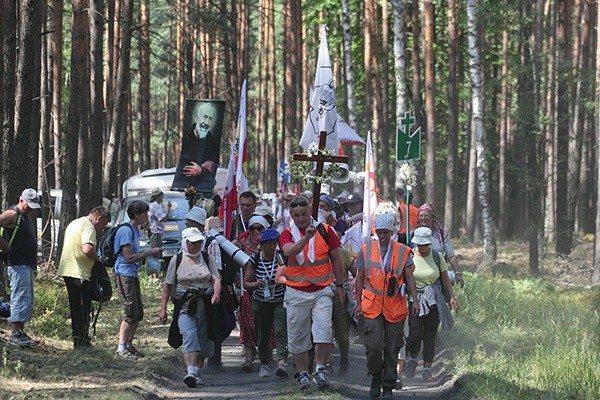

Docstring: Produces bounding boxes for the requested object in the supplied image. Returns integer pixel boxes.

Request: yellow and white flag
[362,131,378,243]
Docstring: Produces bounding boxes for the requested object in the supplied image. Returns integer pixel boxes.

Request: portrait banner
[172,99,226,193]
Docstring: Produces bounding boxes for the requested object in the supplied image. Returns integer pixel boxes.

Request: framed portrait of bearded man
[172,99,226,194]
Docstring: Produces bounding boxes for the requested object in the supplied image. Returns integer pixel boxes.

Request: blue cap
[259,228,279,243]
[319,194,334,208]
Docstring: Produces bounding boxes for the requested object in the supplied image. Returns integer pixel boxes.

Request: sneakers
[115,348,138,360]
[381,388,394,400]
[297,371,311,390]
[9,331,39,348]
[422,368,432,381]
[369,375,382,399]
[313,368,330,388]
[275,365,289,378]
[183,373,197,388]
[259,364,271,378]
[127,345,145,358]
[404,360,417,379]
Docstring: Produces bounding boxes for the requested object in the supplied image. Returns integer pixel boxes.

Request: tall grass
[449,273,600,400]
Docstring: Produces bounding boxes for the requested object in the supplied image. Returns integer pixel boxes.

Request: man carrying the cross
[277,195,345,390]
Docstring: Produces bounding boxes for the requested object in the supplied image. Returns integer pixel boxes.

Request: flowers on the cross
[398,161,418,191]
[292,143,341,186]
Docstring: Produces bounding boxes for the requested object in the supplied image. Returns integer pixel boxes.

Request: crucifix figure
[293,131,348,219]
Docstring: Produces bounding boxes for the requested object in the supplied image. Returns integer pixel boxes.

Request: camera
[387,276,397,297]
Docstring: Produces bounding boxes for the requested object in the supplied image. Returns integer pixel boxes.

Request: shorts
[178,299,214,357]
[115,274,144,323]
[7,265,35,324]
[284,285,333,354]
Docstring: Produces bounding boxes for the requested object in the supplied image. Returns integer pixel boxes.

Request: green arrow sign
[396,111,421,161]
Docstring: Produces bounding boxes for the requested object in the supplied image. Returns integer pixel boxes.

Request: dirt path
[143,329,455,400]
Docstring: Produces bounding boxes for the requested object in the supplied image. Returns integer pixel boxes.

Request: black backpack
[99,223,134,267]
[205,235,238,286]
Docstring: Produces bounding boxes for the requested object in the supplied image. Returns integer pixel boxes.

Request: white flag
[300,25,339,152]
[235,80,249,193]
[362,131,378,243]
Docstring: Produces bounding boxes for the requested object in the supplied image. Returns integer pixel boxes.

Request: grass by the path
[448,273,600,400]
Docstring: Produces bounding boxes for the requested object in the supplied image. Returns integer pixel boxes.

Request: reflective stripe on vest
[361,240,410,322]
[285,224,334,288]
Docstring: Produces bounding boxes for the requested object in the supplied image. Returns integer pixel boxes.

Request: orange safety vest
[285,224,334,289]
[398,202,419,234]
[360,240,411,323]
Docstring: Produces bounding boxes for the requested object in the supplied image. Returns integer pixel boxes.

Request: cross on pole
[293,132,348,219]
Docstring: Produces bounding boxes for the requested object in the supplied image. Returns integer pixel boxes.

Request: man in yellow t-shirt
[57,206,110,349]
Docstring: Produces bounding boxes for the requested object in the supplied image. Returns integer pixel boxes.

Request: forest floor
[0,238,596,400]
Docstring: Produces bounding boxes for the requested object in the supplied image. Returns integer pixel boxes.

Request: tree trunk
[342,0,359,171]
[14,0,42,189]
[466,0,496,266]
[50,0,63,189]
[61,0,89,257]
[89,0,104,205]
[422,0,436,203]
[555,0,572,255]
[380,0,392,198]
[0,0,16,211]
[498,3,510,240]
[392,0,407,187]
[594,0,600,284]
[103,0,133,196]
[138,0,151,171]
[410,0,424,202]
[444,0,459,237]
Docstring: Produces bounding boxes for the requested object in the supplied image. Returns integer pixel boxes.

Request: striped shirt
[249,251,286,302]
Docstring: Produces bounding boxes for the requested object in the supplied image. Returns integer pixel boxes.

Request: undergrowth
[450,273,600,400]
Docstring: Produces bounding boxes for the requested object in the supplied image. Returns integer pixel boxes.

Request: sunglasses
[290,198,310,208]
[250,225,265,231]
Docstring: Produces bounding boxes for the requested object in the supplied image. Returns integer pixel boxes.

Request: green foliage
[28,278,70,340]
[451,274,600,399]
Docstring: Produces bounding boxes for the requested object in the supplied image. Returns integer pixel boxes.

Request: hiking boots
[275,364,289,378]
[369,375,382,399]
[127,345,145,358]
[183,373,197,388]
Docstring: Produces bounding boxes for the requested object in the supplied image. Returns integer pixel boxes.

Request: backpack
[99,223,134,267]
[90,260,113,336]
[205,235,238,286]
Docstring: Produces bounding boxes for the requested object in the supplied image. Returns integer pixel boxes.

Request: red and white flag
[299,25,339,152]
[221,80,248,239]
[235,80,249,193]
[362,131,378,243]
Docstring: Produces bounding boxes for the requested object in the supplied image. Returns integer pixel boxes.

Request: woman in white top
[159,227,221,389]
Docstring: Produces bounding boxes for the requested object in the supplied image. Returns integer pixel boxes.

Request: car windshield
[165,197,189,221]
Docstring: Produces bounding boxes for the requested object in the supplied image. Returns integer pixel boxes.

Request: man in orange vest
[277,195,345,390]
[355,209,419,400]
[395,188,419,245]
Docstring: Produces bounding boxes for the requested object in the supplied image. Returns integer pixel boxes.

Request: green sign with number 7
[396,111,421,161]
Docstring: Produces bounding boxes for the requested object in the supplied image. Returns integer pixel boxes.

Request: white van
[122,167,228,199]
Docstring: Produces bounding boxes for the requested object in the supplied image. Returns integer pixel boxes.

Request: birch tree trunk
[466,0,496,266]
[50,0,63,188]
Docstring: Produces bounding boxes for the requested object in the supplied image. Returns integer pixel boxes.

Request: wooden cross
[293,132,349,219]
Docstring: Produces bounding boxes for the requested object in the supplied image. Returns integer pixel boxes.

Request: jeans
[7,265,35,324]
[407,305,440,363]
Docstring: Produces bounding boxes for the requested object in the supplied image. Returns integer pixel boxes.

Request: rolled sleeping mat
[206,229,252,268]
